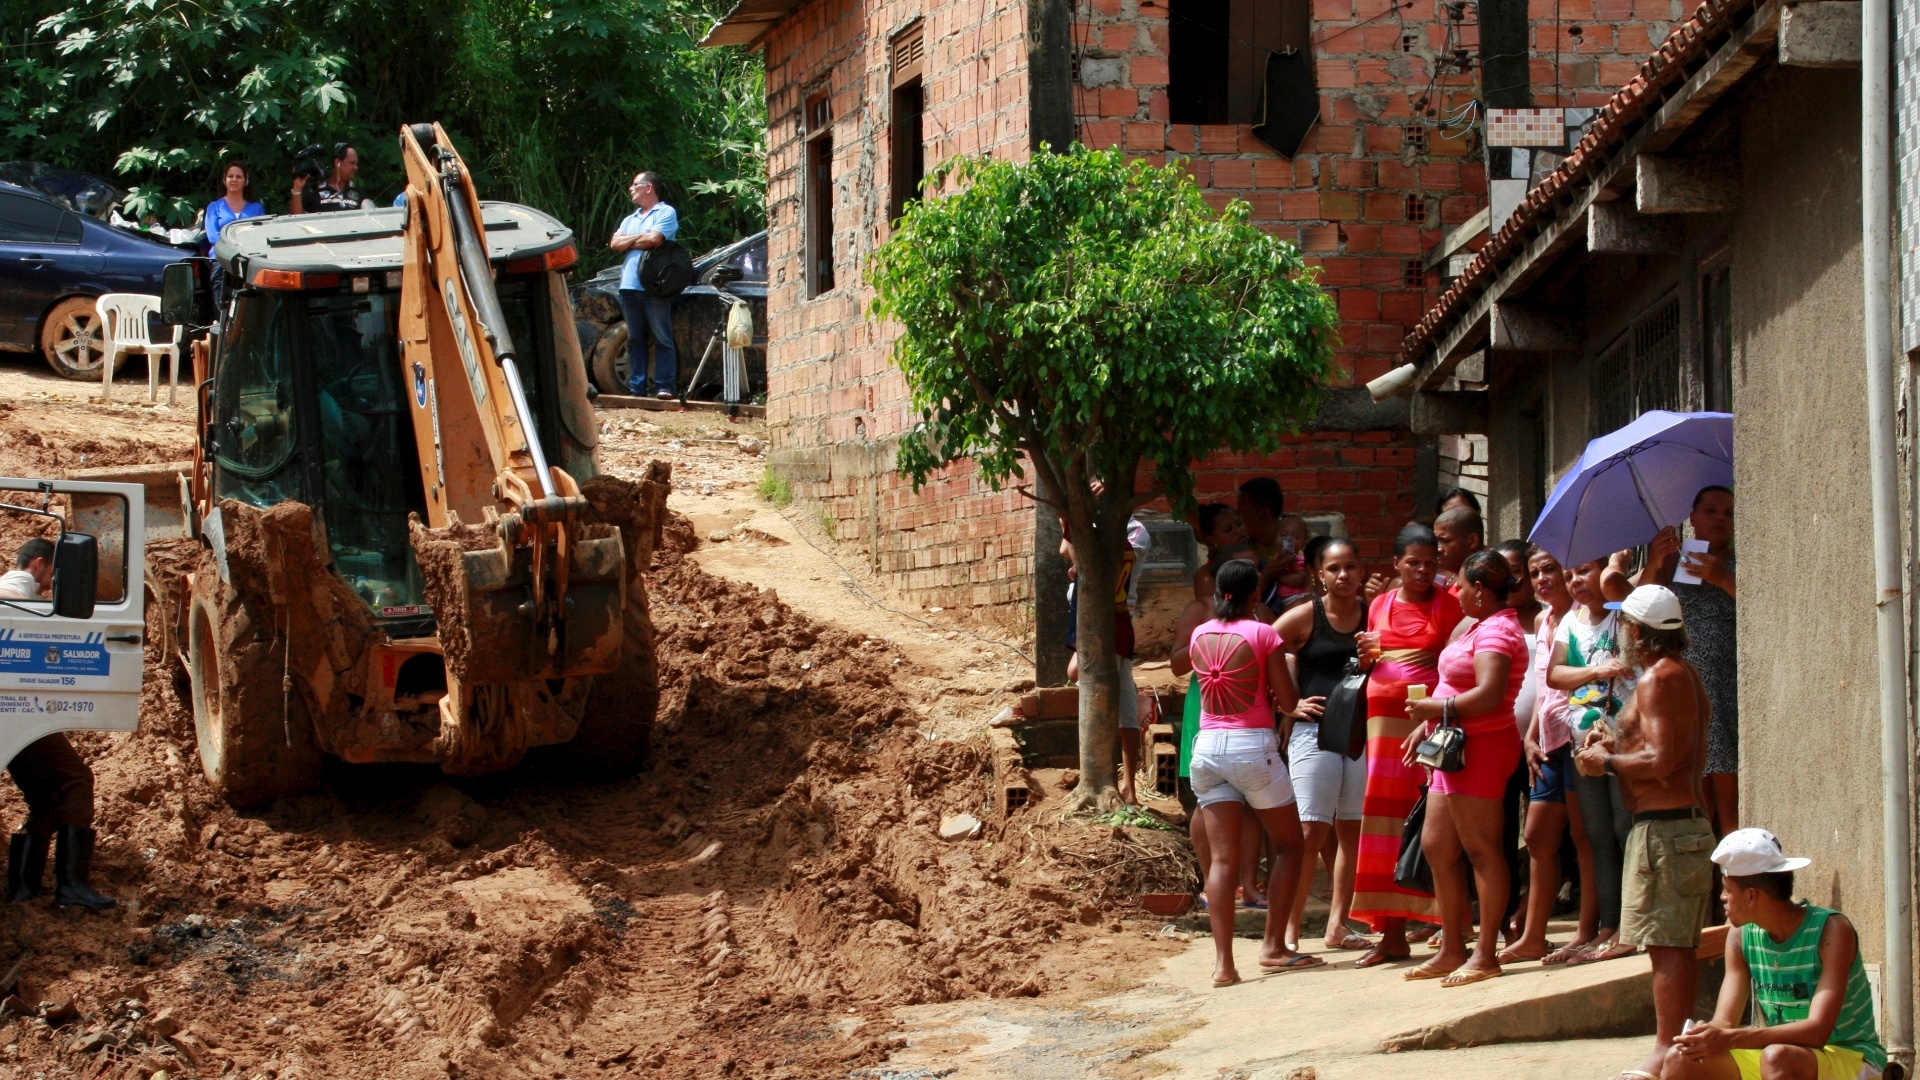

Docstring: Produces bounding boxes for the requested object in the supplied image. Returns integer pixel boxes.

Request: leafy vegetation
[868,146,1338,807]
[0,0,765,267]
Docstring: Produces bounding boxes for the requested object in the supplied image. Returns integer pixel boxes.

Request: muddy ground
[0,362,1192,1079]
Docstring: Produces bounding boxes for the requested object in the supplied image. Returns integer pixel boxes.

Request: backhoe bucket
[410,520,625,686]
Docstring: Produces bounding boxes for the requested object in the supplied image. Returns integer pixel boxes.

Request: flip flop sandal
[1402,961,1453,981]
[1328,933,1375,950]
[1439,967,1503,988]
[1540,941,1591,965]
[1352,947,1410,969]
[1258,954,1327,972]
[1405,923,1440,943]
[1212,974,1241,988]
[1568,942,1638,966]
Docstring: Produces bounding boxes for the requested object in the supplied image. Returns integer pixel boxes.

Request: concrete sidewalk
[883,928,1670,1079]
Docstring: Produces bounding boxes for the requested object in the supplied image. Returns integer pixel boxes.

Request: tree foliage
[0,0,764,266]
[867,145,1338,805]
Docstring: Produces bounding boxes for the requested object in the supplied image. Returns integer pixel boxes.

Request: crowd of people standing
[1168,481,1748,993]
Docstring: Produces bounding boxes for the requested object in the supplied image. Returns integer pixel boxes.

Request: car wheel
[591,322,630,395]
[38,296,120,381]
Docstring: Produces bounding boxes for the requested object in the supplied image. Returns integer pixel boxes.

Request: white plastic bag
[725,300,753,349]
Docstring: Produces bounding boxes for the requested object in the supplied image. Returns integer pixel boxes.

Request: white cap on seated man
[0,538,54,601]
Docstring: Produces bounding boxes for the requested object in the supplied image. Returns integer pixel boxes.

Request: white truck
[0,478,145,772]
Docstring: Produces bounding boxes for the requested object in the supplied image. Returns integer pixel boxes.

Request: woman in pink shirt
[1500,547,1601,963]
[1188,560,1320,986]
[1402,550,1531,987]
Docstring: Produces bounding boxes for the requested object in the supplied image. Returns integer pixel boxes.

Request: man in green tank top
[1659,828,1887,1080]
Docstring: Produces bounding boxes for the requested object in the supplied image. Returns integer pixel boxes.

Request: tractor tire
[590,322,630,396]
[186,573,324,807]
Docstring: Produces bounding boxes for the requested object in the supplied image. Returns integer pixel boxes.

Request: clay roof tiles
[1396,0,1762,366]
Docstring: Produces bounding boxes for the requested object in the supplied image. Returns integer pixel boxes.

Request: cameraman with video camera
[289,143,365,214]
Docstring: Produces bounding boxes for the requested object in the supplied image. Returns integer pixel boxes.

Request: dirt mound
[0,507,1190,1078]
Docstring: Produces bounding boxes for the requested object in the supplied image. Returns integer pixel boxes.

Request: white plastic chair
[94,293,181,405]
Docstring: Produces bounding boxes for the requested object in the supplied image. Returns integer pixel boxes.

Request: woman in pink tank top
[1186,560,1321,986]
[1401,550,1531,987]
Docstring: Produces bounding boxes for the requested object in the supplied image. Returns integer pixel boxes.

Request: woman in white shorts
[1188,559,1325,986]
[1276,537,1371,953]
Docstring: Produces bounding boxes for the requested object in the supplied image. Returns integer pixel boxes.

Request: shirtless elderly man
[1575,585,1712,1080]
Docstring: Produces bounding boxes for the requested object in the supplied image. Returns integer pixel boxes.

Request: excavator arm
[395,122,623,701]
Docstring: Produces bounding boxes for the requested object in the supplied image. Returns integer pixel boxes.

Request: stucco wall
[1727,67,1879,956]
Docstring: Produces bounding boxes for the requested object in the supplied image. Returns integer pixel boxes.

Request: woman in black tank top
[1276,537,1373,951]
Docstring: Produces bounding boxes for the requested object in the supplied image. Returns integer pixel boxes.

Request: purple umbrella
[1527,410,1733,568]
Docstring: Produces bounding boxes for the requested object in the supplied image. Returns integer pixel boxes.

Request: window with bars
[1589,293,1684,436]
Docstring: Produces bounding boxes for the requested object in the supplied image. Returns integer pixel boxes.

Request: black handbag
[1414,710,1468,773]
[1394,789,1434,893]
[1316,657,1369,760]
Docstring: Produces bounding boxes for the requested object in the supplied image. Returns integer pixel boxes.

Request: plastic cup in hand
[1359,631,1383,663]
[1406,684,1428,701]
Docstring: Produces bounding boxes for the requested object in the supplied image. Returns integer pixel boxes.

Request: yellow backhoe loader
[151,123,662,806]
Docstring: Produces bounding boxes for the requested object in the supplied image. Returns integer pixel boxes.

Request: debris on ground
[0,393,1197,1077]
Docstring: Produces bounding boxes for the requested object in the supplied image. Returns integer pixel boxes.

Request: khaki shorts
[1618,814,1715,949]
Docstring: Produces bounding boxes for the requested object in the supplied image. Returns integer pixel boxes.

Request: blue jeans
[616,288,677,395]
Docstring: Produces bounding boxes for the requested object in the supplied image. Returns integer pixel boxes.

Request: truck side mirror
[161,259,215,326]
[51,533,97,620]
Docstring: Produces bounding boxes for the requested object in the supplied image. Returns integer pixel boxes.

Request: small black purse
[1316,657,1369,760]
[1413,700,1467,773]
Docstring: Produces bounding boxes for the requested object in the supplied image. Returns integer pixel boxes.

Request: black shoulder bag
[1316,657,1369,760]
[640,239,695,297]
[1394,788,1434,893]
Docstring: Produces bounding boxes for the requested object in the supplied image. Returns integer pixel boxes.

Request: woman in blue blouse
[204,161,263,307]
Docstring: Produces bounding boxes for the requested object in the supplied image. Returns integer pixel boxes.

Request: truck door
[0,479,145,770]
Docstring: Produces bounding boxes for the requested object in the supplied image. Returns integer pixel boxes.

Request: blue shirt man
[610,173,680,399]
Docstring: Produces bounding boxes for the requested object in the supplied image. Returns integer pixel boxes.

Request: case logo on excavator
[443,277,489,407]
[413,362,428,407]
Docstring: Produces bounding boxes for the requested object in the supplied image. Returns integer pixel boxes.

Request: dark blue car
[0,180,183,379]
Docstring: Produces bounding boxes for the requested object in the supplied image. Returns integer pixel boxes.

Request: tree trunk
[1067,525,1122,811]
[1033,473,1071,687]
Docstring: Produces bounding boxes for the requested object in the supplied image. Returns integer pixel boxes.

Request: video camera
[291,144,329,184]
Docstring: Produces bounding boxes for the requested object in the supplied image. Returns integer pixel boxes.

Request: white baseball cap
[1606,584,1685,630]
[1711,828,1812,876]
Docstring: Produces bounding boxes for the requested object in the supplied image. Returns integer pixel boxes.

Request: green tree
[0,0,763,264]
[867,146,1338,809]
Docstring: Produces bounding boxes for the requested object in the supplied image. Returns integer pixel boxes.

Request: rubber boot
[7,832,45,902]
[52,826,114,911]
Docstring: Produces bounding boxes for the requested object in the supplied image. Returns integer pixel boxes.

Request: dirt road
[0,366,1191,1079]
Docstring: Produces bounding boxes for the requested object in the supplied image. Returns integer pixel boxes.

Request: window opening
[805,94,835,297]
[890,25,926,225]
[1589,292,1684,436]
[1168,0,1308,124]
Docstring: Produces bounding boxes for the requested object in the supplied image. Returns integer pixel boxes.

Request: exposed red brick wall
[753,0,1659,619]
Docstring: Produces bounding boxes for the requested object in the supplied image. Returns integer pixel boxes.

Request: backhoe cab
[154,123,662,807]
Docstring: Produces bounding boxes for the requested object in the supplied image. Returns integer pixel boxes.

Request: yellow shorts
[1728,1045,1879,1080]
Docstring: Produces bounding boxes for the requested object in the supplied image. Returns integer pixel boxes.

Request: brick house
[702,0,1676,643]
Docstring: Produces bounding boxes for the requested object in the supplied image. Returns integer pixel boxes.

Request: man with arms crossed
[1659,828,1886,1080]
[1577,584,1711,1080]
